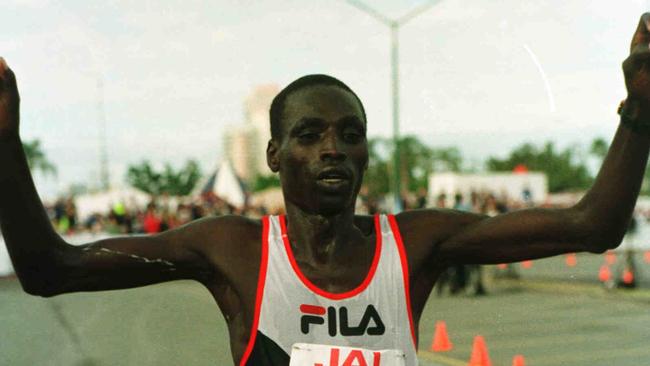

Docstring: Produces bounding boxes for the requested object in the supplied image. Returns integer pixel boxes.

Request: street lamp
[345,0,440,212]
[96,77,110,191]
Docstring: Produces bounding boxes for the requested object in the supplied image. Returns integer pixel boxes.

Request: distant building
[223,84,280,183]
[246,84,279,175]
[223,126,256,181]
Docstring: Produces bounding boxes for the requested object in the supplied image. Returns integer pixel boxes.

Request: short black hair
[269,74,367,141]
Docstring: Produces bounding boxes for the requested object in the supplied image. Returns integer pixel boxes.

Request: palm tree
[23,139,56,176]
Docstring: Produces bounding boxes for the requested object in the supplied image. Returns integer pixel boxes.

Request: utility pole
[345,0,440,212]
[97,78,110,191]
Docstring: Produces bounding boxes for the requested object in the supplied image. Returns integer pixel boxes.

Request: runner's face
[276,85,368,215]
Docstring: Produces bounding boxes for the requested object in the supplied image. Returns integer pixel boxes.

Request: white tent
[198,160,247,209]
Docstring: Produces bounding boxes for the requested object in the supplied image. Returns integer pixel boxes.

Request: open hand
[623,14,650,106]
[0,57,20,140]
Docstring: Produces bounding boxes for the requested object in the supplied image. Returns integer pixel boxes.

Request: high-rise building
[245,84,279,175]
[223,126,256,182]
[223,84,280,183]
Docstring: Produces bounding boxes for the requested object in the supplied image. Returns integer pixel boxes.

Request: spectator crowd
[47,187,539,296]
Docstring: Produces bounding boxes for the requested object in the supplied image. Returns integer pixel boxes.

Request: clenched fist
[0,57,20,140]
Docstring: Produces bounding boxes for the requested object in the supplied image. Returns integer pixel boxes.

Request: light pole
[96,77,109,191]
[346,0,440,212]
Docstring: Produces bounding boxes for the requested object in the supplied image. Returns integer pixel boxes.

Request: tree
[398,136,435,192]
[252,174,280,192]
[364,137,391,197]
[431,147,463,173]
[23,139,56,176]
[486,142,592,192]
[126,160,202,196]
[363,135,464,196]
[589,137,609,161]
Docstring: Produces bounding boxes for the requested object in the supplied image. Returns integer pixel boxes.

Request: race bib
[289,343,406,366]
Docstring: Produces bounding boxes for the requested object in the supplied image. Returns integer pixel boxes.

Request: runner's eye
[344,133,361,143]
[342,130,364,144]
[298,132,320,142]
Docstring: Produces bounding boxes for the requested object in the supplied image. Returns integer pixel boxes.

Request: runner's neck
[283,204,365,266]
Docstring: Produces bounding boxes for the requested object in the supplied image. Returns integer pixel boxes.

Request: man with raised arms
[3,14,650,366]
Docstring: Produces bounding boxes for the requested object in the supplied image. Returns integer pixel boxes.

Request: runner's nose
[320,134,347,162]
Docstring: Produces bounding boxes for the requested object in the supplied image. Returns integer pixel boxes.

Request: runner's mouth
[316,168,352,189]
[317,168,350,180]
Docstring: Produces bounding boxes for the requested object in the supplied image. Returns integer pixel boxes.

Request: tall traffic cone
[521,260,533,269]
[644,251,650,264]
[430,321,453,352]
[565,253,577,267]
[512,355,526,366]
[605,251,616,265]
[598,265,611,282]
[622,268,635,285]
[468,335,492,366]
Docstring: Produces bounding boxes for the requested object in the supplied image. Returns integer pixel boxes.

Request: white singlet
[239,214,418,366]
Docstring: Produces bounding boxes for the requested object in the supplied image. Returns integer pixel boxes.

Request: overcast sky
[1,0,648,199]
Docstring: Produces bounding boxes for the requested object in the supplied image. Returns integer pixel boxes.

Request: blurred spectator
[143,203,162,234]
[453,193,470,212]
[436,193,447,208]
[416,188,428,209]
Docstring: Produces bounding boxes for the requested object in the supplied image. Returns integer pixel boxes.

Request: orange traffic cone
[497,263,507,270]
[468,335,492,366]
[565,253,577,267]
[598,265,611,282]
[430,321,453,352]
[512,355,525,366]
[605,251,616,265]
[622,268,635,285]
[521,260,533,269]
[644,251,650,264]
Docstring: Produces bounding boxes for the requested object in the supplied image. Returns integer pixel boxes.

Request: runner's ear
[267,140,280,172]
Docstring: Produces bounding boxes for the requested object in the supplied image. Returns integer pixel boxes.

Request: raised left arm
[438,14,650,265]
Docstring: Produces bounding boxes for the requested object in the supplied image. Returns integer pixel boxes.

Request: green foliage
[364,138,391,196]
[587,137,650,195]
[126,160,202,196]
[589,137,609,160]
[486,142,592,192]
[363,135,463,196]
[252,174,280,192]
[431,146,463,173]
[23,139,56,176]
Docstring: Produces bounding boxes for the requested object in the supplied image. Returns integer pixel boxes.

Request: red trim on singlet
[300,304,326,315]
[279,214,382,301]
[388,214,417,348]
[238,216,270,366]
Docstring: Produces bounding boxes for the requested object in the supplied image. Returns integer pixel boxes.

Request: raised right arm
[0,58,234,297]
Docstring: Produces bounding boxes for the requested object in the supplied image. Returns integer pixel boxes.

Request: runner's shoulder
[182,214,263,254]
[393,208,487,245]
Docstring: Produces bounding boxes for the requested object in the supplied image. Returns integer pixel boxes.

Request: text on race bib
[290,343,405,366]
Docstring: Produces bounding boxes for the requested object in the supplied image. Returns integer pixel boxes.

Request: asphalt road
[1,274,648,366]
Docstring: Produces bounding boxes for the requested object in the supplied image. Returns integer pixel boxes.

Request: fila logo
[299,304,385,336]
